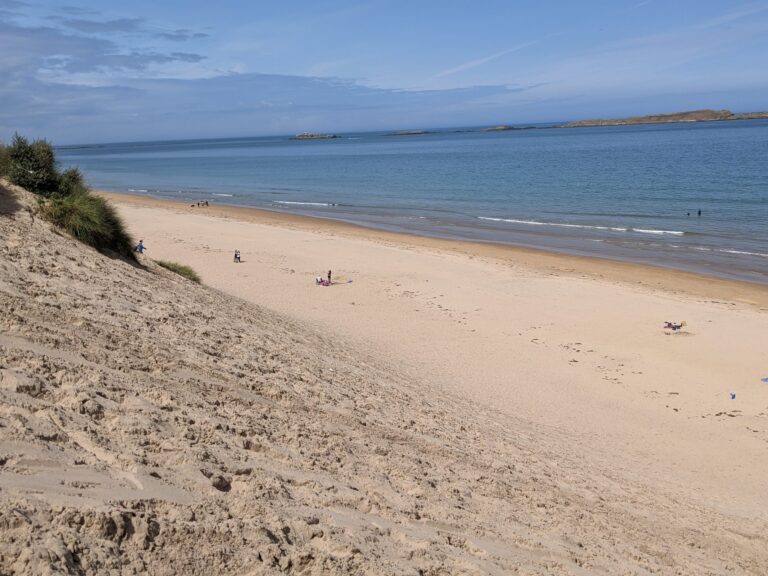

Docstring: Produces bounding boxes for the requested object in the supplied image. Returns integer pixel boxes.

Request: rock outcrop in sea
[291,133,338,140]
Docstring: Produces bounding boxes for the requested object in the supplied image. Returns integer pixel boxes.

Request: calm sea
[57,120,768,283]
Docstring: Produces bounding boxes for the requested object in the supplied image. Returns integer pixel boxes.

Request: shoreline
[98,190,768,308]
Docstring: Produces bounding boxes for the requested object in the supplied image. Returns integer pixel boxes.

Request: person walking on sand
[327,270,332,285]
[234,249,241,263]
[135,239,146,254]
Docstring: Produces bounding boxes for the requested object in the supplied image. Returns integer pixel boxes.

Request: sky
[1,0,767,144]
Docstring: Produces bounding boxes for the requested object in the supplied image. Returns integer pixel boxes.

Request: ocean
[56,120,768,283]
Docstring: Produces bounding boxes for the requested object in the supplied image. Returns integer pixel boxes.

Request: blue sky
[1,0,767,143]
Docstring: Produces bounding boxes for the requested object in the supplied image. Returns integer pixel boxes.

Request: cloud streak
[432,41,538,79]
[54,15,209,41]
[59,17,144,33]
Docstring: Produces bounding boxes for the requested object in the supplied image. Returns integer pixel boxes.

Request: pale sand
[3,182,768,574]
[103,192,768,518]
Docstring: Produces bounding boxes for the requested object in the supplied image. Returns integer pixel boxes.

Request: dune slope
[1,183,767,575]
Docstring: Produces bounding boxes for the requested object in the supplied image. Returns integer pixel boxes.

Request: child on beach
[135,239,146,254]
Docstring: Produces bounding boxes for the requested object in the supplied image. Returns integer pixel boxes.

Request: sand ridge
[1,183,768,574]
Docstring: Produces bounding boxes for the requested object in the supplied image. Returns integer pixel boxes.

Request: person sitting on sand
[135,239,146,254]
[664,321,686,331]
[234,250,241,263]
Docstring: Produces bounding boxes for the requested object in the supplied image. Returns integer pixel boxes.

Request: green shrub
[156,260,201,283]
[6,132,135,260]
[7,134,59,195]
[43,190,134,257]
[58,167,87,197]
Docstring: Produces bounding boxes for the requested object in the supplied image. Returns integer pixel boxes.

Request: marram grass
[42,190,134,257]
[156,260,201,283]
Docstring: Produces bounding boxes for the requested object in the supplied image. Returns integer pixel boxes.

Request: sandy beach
[103,192,768,515]
[3,182,768,574]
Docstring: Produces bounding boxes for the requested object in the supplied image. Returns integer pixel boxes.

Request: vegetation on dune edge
[1,133,134,258]
[156,260,201,283]
[42,190,135,258]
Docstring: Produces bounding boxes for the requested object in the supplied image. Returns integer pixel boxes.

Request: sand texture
[1,183,768,575]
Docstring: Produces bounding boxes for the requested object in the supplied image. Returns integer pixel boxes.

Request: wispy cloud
[701,2,768,27]
[54,15,209,41]
[520,1,768,93]
[0,18,206,82]
[59,17,144,33]
[153,28,209,41]
[432,41,538,79]
[56,5,100,17]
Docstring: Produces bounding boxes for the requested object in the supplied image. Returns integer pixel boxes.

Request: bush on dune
[6,134,59,195]
[58,166,87,197]
[155,260,201,283]
[4,133,135,259]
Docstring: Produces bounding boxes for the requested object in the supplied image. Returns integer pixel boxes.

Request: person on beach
[234,250,241,263]
[135,239,146,254]
[327,270,332,285]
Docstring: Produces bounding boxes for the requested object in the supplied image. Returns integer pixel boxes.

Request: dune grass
[42,190,135,258]
[156,260,201,283]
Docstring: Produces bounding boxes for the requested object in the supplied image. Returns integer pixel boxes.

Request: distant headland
[559,109,768,128]
[293,109,768,141]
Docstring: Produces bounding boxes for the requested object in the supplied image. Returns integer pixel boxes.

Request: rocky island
[291,132,338,140]
[478,125,536,132]
[559,108,768,128]
[385,129,434,136]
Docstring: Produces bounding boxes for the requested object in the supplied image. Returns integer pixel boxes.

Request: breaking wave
[478,217,684,236]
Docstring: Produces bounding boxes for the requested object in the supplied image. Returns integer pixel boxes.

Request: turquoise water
[57,120,768,283]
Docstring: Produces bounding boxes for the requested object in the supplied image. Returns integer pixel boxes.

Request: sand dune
[1,183,768,574]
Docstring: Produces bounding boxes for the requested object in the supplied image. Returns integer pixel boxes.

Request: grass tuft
[156,260,201,283]
[42,190,134,257]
